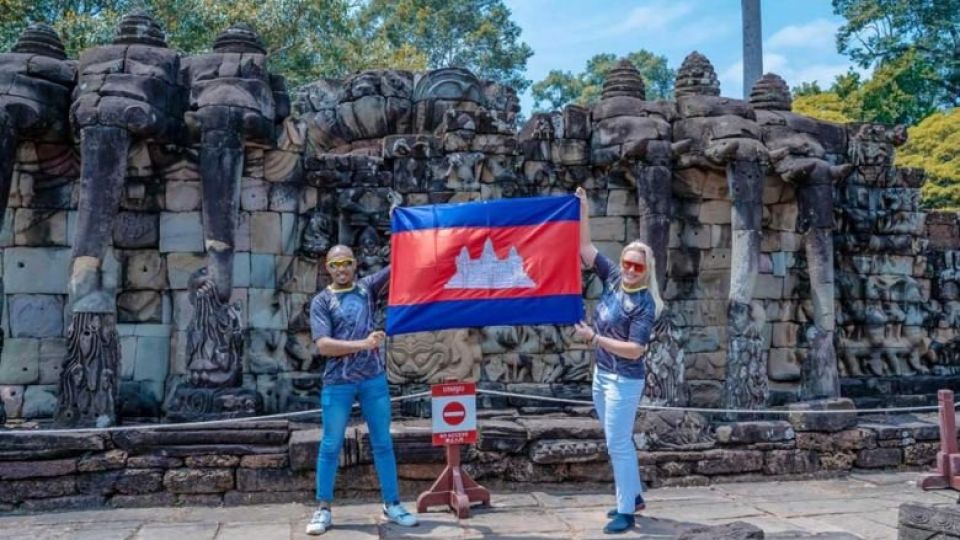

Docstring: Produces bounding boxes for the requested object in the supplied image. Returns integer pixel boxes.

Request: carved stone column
[751,73,850,399]
[673,52,769,411]
[165,24,288,421]
[58,11,184,427]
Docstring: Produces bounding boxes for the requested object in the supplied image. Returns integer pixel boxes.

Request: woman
[573,187,663,534]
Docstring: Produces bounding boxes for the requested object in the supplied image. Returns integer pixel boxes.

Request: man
[306,244,418,535]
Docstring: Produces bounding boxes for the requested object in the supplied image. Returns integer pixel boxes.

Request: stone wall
[1,16,960,424]
[0,404,948,511]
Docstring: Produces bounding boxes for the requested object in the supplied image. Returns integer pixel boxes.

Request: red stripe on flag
[389,222,580,306]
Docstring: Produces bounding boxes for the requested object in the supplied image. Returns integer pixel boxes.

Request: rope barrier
[0,387,951,436]
[475,389,951,415]
[0,391,432,435]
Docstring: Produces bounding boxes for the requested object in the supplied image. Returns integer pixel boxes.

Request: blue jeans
[316,373,400,504]
[592,367,645,514]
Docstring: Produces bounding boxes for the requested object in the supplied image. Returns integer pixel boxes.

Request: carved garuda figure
[0,24,76,427]
[672,51,770,411]
[165,23,288,421]
[59,11,185,427]
[751,73,851,399]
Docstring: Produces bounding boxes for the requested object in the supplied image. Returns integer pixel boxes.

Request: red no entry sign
[431,381,477,446]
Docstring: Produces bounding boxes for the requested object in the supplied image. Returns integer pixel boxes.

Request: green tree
[358,0,533,93]
[531,50,675,111]
[1,0,530,90]
[793,92,856,124]
[833,0,960,110]
[897,107,960,209]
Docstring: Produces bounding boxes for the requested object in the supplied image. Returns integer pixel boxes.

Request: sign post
[416,381,490,518]
[920,389,960,490]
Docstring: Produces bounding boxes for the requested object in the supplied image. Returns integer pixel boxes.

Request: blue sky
[503,0,859,113]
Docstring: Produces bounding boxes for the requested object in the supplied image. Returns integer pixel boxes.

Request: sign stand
[920,389,960,491]
[417,381,490,518]
[416,443,490,518]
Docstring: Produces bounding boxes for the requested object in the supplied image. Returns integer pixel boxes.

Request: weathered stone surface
[163,468,234,494]
[787,398,857,432]
[763,450,818,475]
[515,417,603,440]
[77,450,127,472]
[0,339,40,384]
[126,455,183,469]
[477,419,529,453]
[113,212,158,248]
[3,247,71,293]
[899,502,960,537]
[677,521,763,540]
[184,455,241,468]
[289,428,320,471]
[123,250,166,289]
[236,467,313,492]
[22,385,57,418]
[0,476,76,502]
[239,454,289,469]
[20,494,104,512]
[159,212,204,253]
[8,295,64,337]
[715,421,794,445]
[795,429,876,452]
[528,439,606,464]
[695,450,764,475]
[223,490,312,505]
[0,458,77,480]
[856,447,902,468]
[111,492,177,508]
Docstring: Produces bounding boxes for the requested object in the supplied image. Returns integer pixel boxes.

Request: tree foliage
[530,50,674,112]
[792,92,855,124]
[833,0,959,110]
[897,107,960,209]
[0,0,531,90]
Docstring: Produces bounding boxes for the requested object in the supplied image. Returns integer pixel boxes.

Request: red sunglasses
[621,260,647,274]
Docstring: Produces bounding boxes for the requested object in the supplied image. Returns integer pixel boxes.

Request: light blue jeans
[592,367,645,514]
[316,373,400,504]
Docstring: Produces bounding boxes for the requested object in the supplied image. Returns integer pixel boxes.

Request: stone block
[770,322,799,347]
[250,253,276,288]
[684,351,725,380]
[241,178,270,211]
[289,428,321,471]
[0,385,24,418]
[113,212,159,249]
[695,450,764,475]
[21,385,57,418]
[0,338,39,384]
[767,348,800,382]
[754,273,784,299]
[166,252,206,289]
[590,217,625,242]
[0,458,77,480]
[276,257,319,294]
[236,468,313,492]
[681,223,711,249]
[855,447,902,468]
[184,455,241,468]
[123,251,166,290]
[164,181,201,211]
[715,421,794,444]
[248,289,288,329]
[607,189,637,216]
[232,252,251,288]
[0,477,76,503]
[763,450,818,475]
[117,291,162,323]
[77,450,127,473]
[9,294,63,338]
[250,212,281,253]
[269,183,300,212]
[14,209,67,246]
[163,468,234,494]
[699,200,731,224]
[240,454,289,469]
[787,398,857,432]
[3,247,71,294]
[235,212,251,252]
[134,336,170,382]
[528,439,607,464]
[0,210,13,247]
[281,212,299,255]
[39,338,66,384]
[159,212,203,253]
[899,503,960,537]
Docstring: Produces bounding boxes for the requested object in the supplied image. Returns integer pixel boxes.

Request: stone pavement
[0,471,955,539]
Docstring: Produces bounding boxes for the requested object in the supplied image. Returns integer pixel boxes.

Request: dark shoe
[606,493,646,518]
[603,513,635,534]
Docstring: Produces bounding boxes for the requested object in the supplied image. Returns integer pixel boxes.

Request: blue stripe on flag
[392,195,579,232]
[385,294,583,335]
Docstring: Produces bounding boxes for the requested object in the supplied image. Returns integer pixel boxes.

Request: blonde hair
[621,240,664,318]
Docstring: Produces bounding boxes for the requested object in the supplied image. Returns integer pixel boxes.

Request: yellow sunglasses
[326,258,355,269]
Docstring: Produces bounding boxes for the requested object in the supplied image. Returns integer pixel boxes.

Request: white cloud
[613,1,694,34]
[719,53,861,98]
[767,19,840,52]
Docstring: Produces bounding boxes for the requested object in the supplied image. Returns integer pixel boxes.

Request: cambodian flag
[387,195,583,335]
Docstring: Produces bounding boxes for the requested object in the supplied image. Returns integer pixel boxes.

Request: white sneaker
[306,507,332,535]
[383,503,418,526]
